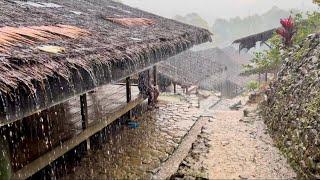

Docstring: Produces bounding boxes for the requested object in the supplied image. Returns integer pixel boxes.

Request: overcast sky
[122,0,318,24]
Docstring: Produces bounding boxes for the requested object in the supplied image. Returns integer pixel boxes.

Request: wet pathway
[172,98,297,179]
[63,92,296,179]
[64,95,202,179]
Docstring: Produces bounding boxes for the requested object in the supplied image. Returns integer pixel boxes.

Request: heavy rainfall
[0,0,319,179]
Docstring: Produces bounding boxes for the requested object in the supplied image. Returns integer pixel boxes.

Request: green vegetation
[246,80,259,92]
[242,11,320,78]
[306,92,320,117]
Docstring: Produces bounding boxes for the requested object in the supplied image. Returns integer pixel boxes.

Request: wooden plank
[12,96,145,180]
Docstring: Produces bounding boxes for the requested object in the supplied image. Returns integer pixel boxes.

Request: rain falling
[0,0,319,179]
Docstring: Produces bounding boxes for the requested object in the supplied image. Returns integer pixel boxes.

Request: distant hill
[213,6,293,47]
[173,13,210,30]
[173,6,296,48]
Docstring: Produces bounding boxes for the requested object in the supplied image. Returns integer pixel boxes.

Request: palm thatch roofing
[0,0,212,125]
[233,28,276,51]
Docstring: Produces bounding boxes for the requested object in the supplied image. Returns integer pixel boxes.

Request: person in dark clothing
[138,70,159,107]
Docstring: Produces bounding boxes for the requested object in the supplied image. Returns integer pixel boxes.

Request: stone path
[153,117,211,179]
[63,97,202,179]
[63,92,297,179]
[171,98,297,179]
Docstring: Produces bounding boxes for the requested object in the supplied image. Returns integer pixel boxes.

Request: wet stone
[171,129,211,180]
[64,99,201,179]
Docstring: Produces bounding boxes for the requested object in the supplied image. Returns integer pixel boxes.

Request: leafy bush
[242,11,320,77]
[246,80,259,91]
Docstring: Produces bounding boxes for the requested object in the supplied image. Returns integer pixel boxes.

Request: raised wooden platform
[6,84,143,179]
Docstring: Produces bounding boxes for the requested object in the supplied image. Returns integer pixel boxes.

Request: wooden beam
[126,77,131,103]
[12,96,145,180]
[153,66,157,86]
[265,72,268,82]
[114,83,138,87]
[126,77,132,119]
[263,41,272,49]
[80,94,90,150]
[80,94,88,130]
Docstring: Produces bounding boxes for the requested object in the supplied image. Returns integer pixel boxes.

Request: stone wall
[261,33,320,178]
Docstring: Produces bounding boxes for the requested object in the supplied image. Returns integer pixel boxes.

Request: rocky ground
[63,91,297,179]
[64,95,202,179]
[170,127,211,179]
[171,97,297,179]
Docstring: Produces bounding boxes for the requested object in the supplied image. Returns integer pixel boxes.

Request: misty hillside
[173,6,295,47]
[213,6,291,46]
[173,13,210,30]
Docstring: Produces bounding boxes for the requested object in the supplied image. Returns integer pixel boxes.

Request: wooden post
[126,77,132,119]
[126,77,131,103]
[173,83,176,94]
[80,94,90,150]
[265,72,268,82]
[153,66,157,86]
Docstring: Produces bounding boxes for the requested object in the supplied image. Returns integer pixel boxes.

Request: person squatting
[138,70,159,108]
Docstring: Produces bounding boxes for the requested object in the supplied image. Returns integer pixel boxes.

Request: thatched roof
[0,0,212,124]
[233,28,276,51]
